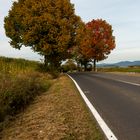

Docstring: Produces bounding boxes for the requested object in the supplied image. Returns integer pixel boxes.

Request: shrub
[61,59,77,72]
[0,72,51,123]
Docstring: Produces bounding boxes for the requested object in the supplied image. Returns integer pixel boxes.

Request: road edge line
[67,74,118,140]
[116,79,140,86]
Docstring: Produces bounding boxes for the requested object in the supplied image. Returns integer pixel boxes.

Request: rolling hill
[97,61,140,67]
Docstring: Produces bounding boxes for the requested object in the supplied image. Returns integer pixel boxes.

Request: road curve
[69,72,140,140]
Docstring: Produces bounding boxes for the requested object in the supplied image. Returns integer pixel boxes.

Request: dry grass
[0,56,38,75]
[0,72,51,123]
[0,75,105,140]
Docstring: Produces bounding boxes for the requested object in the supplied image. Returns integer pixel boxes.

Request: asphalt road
[69,72,140,140]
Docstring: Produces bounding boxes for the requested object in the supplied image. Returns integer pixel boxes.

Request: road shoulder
[0,75,105,140]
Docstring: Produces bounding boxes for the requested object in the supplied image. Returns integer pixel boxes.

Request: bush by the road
[0,72,51,124]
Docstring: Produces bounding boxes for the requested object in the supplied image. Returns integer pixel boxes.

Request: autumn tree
[4,0,81,72]
[86,19,116,71]
[71,21,93,71]
[61,59,77,72]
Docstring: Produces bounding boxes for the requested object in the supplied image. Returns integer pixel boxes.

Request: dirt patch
[0,75,104,140]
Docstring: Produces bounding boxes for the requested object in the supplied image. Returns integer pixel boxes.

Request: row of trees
[4,0,115,72]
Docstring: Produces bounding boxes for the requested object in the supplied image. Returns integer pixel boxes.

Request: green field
[97,66,140,73]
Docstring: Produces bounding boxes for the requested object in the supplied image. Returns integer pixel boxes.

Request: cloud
[71,0,140,63]
[100,47,140,63]
[0,0,42,61]
[0,0,140,63]
[0,40,42,61]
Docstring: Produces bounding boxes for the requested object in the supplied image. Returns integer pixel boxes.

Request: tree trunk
[44,55,47,67]
[77,62,80,71]
[84,63,87,71]
[50,58,61,72]
[93,59,97,72]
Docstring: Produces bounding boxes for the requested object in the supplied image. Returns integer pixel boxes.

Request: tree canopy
[4,1,115,72]
[4,0,81,71]
[86,19,115,61]
[72,19,115,71]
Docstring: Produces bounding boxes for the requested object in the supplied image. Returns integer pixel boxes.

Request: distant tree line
[4,0,115,73]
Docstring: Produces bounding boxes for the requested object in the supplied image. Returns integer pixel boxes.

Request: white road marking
[115,79,140,86]
[94,74,140,87]
[68,74,118,140]
[84,90,90,94]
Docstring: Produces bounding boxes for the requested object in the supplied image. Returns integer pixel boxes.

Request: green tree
[4,0,81,72]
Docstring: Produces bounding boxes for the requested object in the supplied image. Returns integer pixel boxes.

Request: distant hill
[97,61,140,67]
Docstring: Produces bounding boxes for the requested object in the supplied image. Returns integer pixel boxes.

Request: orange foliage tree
[86,19,116,71]
[71,21,91,71]
[4,0,81,72]
[72,19,115,71]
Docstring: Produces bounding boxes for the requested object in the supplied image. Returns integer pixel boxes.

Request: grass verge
[0,56,52,132]
[0,72,51,123]
[0,75,105,140]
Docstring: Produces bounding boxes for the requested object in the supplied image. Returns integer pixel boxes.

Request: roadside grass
[0,72,51,121]
[0,56,105,139]
[0,56,38,74]
[0,56,51,131]
[0,75,105,140]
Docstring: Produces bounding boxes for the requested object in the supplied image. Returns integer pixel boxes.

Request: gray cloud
[0,0,140,63]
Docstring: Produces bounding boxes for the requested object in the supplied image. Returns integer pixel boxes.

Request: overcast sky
[0,0,140,63]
